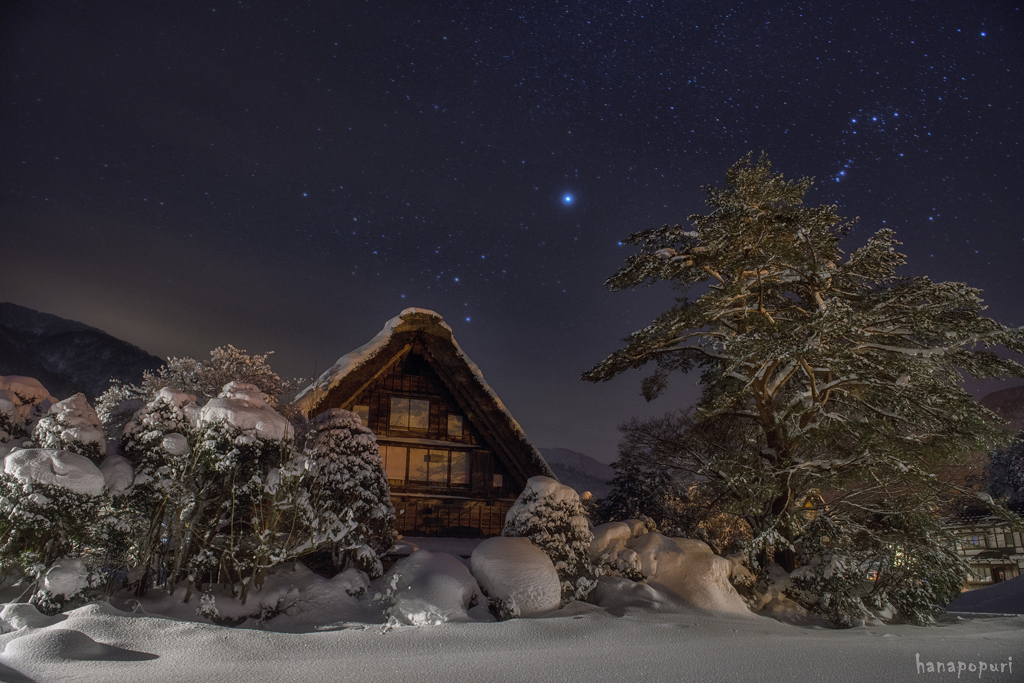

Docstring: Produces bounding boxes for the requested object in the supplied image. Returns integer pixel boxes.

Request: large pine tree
[584,153,1024,623]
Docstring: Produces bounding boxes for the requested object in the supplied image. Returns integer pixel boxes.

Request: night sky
[2,2,1022,463]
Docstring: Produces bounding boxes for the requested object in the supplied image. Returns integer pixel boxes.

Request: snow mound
[198,381,293,441]
[590,521,645,561]
[3,628,156,662]
[590,522,751,616]
[0,391,19,426]
[946,574,1024,615]
[0,603,64,630]
[385,550,483,625]
[0,376,56,407]
[471,537,561,616]
[4,448,106,496]
[42,558,91,599]
[99,454,134,494]
[0,376,56,427]
[38,393,106,449]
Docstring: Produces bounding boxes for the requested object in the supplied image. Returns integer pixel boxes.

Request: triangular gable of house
[293,308,554,489]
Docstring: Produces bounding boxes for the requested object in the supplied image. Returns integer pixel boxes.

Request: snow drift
[590,520,751,615]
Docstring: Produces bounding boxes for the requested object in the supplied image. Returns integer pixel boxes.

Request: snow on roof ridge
[293,311,549,475]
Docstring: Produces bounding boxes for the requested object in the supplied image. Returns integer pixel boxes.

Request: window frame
[388,396,431,432]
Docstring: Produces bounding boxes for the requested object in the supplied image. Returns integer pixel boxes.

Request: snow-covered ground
[0,594,1020,683]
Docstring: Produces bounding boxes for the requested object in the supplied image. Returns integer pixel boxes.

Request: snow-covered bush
[116,386,200,592]
[0,393,24,444]
[503,476,596,602]
[300,409,395,577]
[94,380,148,444]
[30,557,102,616]
[0,376,57,446]
[0,448,107,598]
[181,382,299,601]
[470,537,561,618]
[113,381,305,602]
[588,522,752,615]
[31,393,107,463]
[381,550,483,625]
[788,512,969,627]
[140,345,301,405]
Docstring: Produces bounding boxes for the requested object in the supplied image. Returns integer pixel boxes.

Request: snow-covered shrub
[0,392,24,444]
[141,345,301,405]
[94,380,148,444]
[503,476,596,602]
[29,557,102,615]
[0,449,107,598]
[113,381,304,602]
[788,512,969,627]
[115,386,200,592]
[470,537,561,618]
[300,409,395,577]
[31,393,107,463]
[381,550,483,625]
[589,521,648,580]
[184,382,299,601]
[588,524,752,615]
[788,517,870,627]
[0,376,57,447]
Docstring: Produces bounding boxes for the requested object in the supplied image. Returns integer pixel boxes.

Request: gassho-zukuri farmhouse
[292,308,554,539]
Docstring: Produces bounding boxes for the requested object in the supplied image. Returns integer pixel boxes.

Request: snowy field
[0,597,1021,683]
[1,556,1022,683]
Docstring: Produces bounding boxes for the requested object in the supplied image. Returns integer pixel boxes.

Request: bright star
[562,194,574,205]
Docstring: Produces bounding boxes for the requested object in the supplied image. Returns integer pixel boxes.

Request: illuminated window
[383,445,406,484]
[353,405,369,425]
[384,446,470,488]
[447,414,464,437]
[965,534,985,548]
[408,447,430,481]
[389,397,430,430]
[450,451,469,485]
[493,474,503,488]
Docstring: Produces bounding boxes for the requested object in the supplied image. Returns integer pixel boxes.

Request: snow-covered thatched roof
[293,308,553,485]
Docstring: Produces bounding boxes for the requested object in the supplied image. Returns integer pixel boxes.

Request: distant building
[946,507,1024,589]
[293,309,554,539]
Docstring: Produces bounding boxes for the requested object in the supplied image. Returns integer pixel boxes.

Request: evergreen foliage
[988,432,1024,507]
[584,153,1024,624]
[595,437,679,529]
[30,393,106,463]
[300,409,395,577]
[503,477,596,602]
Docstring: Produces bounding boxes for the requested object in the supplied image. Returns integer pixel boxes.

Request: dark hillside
[0,302,163,400]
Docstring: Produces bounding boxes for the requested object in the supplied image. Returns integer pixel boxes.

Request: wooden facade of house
[947,510,1024,589]
[293,309,554,539]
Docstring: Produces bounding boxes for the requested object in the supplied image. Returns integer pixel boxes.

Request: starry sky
[2,1,1022,463]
